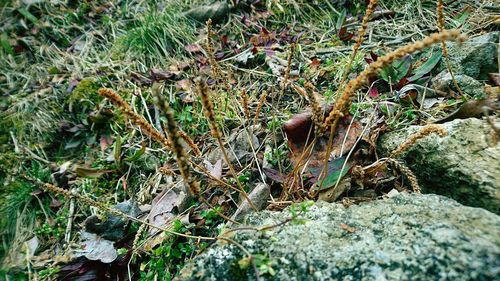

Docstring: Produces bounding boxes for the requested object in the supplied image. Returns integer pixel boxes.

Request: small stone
[230,183,270,223]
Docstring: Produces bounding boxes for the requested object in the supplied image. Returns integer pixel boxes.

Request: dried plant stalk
[241,88,250,120]
[338,0,378,89]
[390,124,447,158]
[98,88,170,149]
[387,158,421,193]
[282,43,295,89]
[35,180,215,240]
[132,223,147,249]
[304,81,324,137]
[98,89,258,200]
[196,78,257,211]
[253,91,267,125]
[437,0,465,97]
[98,88,200,156]
[153,91,200,197]
[318,30,464,184]
[154,90,238,223]
[205,19,234,104]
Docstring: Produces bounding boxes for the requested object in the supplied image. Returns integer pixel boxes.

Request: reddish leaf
[284,109,362,161]
[369,87,379,98]
[185,44,202,53]
[309,57,321,71]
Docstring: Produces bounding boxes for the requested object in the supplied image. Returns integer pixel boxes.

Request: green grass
[118,8,196,63]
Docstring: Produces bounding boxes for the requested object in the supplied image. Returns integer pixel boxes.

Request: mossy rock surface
[178,194,500,280]
[378,118,500,214]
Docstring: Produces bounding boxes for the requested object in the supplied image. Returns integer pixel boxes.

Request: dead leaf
[309,57,321,71]
[150,69,175,81]
[284,110,363,164]
[130,71,152,86]
[203,159,222,179]
[185,44,202,53]
[75,231,117,263]
[176,79,192,92]
[263,167,288,183]
[76,167,114,178]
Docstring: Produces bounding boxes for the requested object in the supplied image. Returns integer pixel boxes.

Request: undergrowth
[0,0,496,280]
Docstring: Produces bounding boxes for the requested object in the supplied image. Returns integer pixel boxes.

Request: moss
[68,78,102,106]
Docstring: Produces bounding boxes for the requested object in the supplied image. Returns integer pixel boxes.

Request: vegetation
[0,0,496,280]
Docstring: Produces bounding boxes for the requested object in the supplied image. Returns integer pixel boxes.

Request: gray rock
[378,118,499,213]
[208,128,260,166]
[184,2,230,23]
[437,32,498,80]
[431,71,486,98]
[231,183,270,223]
[177,194,500,280]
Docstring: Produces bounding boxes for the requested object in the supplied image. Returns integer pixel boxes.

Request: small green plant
[38,266,60,280]
[138,219,197,281]
[289,200,314,225]
[201,206,222,226]
[34,208,67,242]
[238,253,276,277]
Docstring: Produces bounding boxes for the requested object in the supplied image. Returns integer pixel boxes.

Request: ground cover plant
[0,0,498,280]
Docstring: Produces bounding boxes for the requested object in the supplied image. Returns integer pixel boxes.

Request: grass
[118,8,197,62]
[0,0,497,279]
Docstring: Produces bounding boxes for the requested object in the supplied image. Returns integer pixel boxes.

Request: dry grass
[0,0,496,278]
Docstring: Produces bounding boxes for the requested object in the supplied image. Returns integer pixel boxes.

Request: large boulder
[177,194,500,280]
[377,118,499,214]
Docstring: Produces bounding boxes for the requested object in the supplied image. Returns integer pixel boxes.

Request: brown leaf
[130,72,152,86]
[176,79,192,91]
[284,108,363,165]
[75,167,114,178]
[309,57,321,71]
[185,44,202,53]
[150,69,175,81]
[263,168,288,183]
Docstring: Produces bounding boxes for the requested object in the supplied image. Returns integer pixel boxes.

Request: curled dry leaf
[284,110,363,165]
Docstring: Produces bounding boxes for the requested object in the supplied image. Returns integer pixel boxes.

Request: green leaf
[336,9,347,31]
[125,143,146,162]
[17,7,39,25]
[408,51,442,82]
[393,55,412,81]
[310,156,352,191]
[379,65,398,83]
[454,10,470,27]
[0,33,14,55]
[64,139,81,149]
